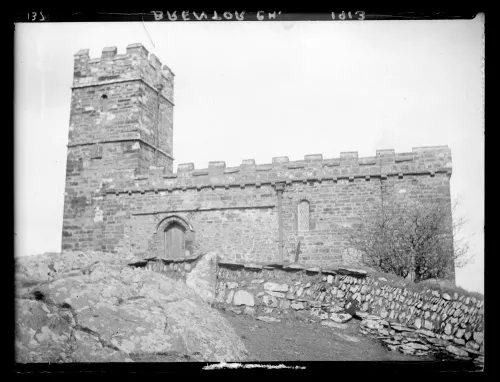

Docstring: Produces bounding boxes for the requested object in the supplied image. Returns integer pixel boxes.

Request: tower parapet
[73,44,174,103]
[69,43,175,173]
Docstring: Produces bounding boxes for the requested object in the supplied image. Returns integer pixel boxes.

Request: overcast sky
[14,15,484,293]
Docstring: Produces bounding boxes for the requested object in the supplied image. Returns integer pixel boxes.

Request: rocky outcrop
[185,251,218,304]
[15,251,248,363]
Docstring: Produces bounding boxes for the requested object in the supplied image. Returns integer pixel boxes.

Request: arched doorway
[164,222,186,259]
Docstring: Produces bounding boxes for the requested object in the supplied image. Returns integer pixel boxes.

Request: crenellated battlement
[73,43,175,104]
[101,146,452,195]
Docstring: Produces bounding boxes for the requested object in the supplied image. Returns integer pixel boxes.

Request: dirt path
[222,310,434,362]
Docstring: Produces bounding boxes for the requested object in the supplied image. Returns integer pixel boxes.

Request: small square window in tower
[298,200,310,231]
[164,223,186,259]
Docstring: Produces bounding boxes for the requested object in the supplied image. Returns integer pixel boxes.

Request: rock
[379,320,390,327]
[366,314,381,321]
[330,313,352,323]
[319,312,329,320]
[279,299,290,310]
[363,319,383,330]
[263,282,289,293]
[390,323,414,332]
[243,306,255,315]
[404,342,429,351]
[330,306,344,313]
[310,308,320,317]
[444,323,453,335]
[226,290,235,304]
[16,299,130,363]
[455,329,465,338]
[416,329,436,337]
[256,316,280,323]
[291,303,305,310]
[244,264,262,270]
[453,338,465,346]
[306,267,321,273]
[215,288,226,303]
[321,320,348,330]
[227,307,242,315]
[262,295,278,308]
[387,345,399,352]
[251,279,264,284]
[378,328,390,336]
[15,251,248,363]
[265,291,285,298]
[355,311,369,319]
[463,347,483,356]
[383,339,400,345]
[466,340,480,350]
[226,282,239,289]
[284,264,304,270]
[413,318,422,329]
[426,337,450,347]
[399,344,416,354]
[327,275,334,284]
[336,268,367,276]
[442,293,451,301]
[393,334,403,341]
[423,320,434,330]
[473,332,483,344]
[185,251,218,304]
[446,345,469,358]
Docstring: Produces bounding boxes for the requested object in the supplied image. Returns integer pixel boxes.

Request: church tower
[62,44,174,251]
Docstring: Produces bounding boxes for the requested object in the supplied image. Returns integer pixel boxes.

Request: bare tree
[343,191,472,283]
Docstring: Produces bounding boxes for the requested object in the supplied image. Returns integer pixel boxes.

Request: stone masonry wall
[63,44,175,251]
[63,145,452,269]
[62,44,453,273]
[136,257,483,365]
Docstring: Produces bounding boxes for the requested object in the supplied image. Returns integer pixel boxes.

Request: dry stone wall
[138,257,483,366]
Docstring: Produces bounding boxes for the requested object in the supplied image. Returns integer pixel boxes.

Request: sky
[14,15,484,293]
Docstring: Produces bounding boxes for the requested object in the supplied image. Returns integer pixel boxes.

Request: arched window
[298,200,310,231]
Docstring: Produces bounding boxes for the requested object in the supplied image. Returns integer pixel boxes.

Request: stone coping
[130,255,201,267]
[216,260,367,277]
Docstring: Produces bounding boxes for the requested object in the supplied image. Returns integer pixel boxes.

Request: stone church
[62,43,453,268]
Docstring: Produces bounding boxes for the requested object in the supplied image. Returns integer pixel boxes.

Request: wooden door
[164,224,185,259]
